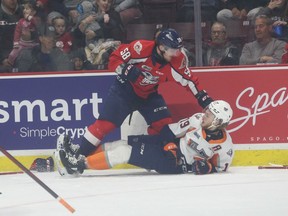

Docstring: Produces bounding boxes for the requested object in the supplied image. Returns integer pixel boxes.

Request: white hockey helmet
[208,100,233,130]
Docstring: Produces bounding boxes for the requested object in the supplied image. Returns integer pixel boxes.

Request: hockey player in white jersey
[55,100,234,175]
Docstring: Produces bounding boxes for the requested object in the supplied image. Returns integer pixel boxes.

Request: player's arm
[192,147,234,175]
[169,54,213,108]
[191,156,217,175]
[210,148,234,173]
[108,41,145,82]
[159,114,202,142]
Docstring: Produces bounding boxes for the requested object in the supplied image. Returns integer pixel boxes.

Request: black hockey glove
[195,90,213,109]
[120,64,143,82]
[163,142,178,160]
[191,157,214,175]
[30,157,54,172]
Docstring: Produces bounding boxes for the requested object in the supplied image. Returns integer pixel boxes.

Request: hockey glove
[191,157,214,175]
[120,64,143,82]
[30,157,54,172]
[163,142,178,160]
[195,90,213,109]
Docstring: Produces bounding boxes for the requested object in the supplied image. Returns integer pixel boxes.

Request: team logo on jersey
[188,140,209,158]
[141,65,152,71]
[56,41,64,48]
[227,149,233,157]
[139,71,159,86]
[134,41,142,55]
[195,114,202,120]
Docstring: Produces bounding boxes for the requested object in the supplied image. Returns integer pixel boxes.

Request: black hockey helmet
[156,28,183,49]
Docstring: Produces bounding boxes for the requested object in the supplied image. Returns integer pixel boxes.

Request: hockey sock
[86,152,111,170]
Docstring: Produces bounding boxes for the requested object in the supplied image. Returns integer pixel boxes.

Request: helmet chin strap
[206,118,219,131]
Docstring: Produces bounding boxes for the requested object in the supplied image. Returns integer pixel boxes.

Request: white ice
[0,167,288,216]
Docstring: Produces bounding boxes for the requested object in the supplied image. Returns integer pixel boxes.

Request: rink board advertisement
[0,66,288,169]
[0,73,120,151]
[197,66,288,146]
[159,66,288,146]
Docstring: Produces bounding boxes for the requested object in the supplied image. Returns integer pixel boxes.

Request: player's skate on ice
[54,134,84,176]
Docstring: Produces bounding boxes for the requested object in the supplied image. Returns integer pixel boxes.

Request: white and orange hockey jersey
[168,113,234,172]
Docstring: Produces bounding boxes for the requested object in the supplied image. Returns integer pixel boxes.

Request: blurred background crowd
[1,0,288,72]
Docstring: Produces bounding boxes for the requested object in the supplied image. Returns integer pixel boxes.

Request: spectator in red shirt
[52,16,74,53]
[8,0,41,66]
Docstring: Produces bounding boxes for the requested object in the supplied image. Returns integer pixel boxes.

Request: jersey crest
[133,41,143,55]
[140,71,159,86]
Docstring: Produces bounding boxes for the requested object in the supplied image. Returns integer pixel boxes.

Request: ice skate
[54,149,86,176]
[56,134,80,156]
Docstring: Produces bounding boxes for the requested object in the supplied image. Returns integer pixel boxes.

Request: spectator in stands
[70,48,97,70]
[217,0,268,24]
[14,25,73,72]
[52,16,74,53]
[112,0,142,26]
[8,0,42,66]
[0,0,23,70]
[176,0,220,22]
[94,0,124,40]
[77,0,124,41]
[239,15,286,65]
[47,11,64,25]
[77,1,102,43]
[41,0,79,24]
[255,0,288,41]
[76,0,123,68]
[203,21,240,66]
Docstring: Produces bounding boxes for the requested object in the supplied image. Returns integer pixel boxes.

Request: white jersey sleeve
[168,113,204,138]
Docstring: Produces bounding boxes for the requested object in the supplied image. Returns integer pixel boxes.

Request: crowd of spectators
[0,0,288,73]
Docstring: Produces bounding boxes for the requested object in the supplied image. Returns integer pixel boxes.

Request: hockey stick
[0,146,75,213]
[258,165,288,169]
[0,171,23,175]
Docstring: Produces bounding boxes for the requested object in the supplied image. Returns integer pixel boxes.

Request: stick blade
[58,197,76,213]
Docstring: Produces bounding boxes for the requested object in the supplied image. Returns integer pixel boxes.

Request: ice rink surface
[1,167,288,216]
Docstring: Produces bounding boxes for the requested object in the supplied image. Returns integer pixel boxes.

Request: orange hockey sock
[86,152,111,170]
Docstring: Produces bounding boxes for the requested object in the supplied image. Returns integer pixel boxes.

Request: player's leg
[77,83,133,157]
[56,140,132,175]
[127,135,184,174]
[139,93,172,135]
[86,140,132,170]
